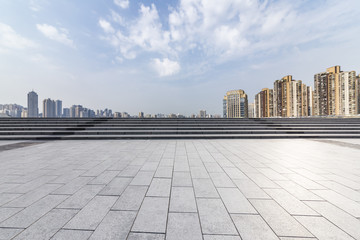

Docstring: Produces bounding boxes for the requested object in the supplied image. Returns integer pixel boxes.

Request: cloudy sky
[1,0,360,115]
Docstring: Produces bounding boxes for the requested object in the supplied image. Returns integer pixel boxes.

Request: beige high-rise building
[223,89,248,118]
[339,71,357,116]
[273,75,310,117]
[43,98,56,118]
[314,66,357,116]
[255,88,274,118]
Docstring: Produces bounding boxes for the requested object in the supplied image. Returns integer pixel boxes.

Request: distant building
[199,110,206,118]
[55,100,62,118]
[248,103,254,118]
[63,108,70,118]
[314,66,357,116]
[223,89,248,118]
[21,108,28,118]
[114,112,121,118]
[27,91,38,118]
[139,112,144,118]
[43,98,56,118]
[255,88,274,118]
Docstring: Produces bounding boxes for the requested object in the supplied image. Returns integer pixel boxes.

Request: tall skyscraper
[43,98,56,118]
[55,100,62,117]
[314,66,357,116]
[223,89,248,118]
[27,91,38,118]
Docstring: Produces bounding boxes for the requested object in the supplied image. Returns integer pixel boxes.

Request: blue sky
[1,0,360,115]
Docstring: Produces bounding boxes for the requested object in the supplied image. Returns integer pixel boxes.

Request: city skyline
[1,0,360,115]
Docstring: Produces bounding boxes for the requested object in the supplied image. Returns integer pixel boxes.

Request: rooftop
[1,139,360,239]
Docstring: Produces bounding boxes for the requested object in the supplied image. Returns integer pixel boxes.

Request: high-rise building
[255,88,274,118]
[43,98,56,118]
[223,89,248,118]
[139,112,144,118]
[199,110,206,118]
[273,75,311,117]
[248,103,254,118]
[63,108,70,118]
[339,71,357,116]
[27,91,38,118]
[55,100,62,118]
[314,66,357,116]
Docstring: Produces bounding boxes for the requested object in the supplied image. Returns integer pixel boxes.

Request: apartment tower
[27,91,38,118]
[224,89,248,118]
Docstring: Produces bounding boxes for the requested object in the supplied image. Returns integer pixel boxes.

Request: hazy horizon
[1,0,360,115]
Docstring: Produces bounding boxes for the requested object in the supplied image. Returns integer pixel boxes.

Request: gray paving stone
[275,180,322,201]
[317,180,360,201]
[89,170,119,185]
[166,212,202,240]
[218,188,257,214]
[203,236,241,240]
[112,185,148,211]
[9,175,58,194]
[233,179,270,199]
[223,167,248,179]
[147,178,171,197]
[210,172,236,187]
[0,228,23,240]
[193,178,219,198]
[169,187,197,213]
[51,229,93,240]
[118,165,141,177]
[311,190,360,217]
[154,167,173,178]
[132,197,169,233]
[5,184,62,207]
[190,166,210,178]
[0,207,22,222]
[0,193,22,206]
[64,196,118,230]
[231,214,278,240]
[0,195,68,228]
[127,232,165,240]
[204,162,223,173]
[284,174,326,190]
[264,188,319,216]
[99,177,132,196]
[295,216,353,240]
[13,209,78,240]
[58,184,104,209]
[246,173,280,188]
[130,171,155,186]
[52,177,93,195]
[305,201,360,239]
[196,198,238,235]
[251,199,313,238]
[89,211,136,240]
[172,172,192,187]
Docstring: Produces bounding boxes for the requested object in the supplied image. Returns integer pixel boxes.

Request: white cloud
[36,24,75,48]
[99,0,360,75]
[100,4,172,60]
[152,58,180,77]
[114,0,129,9]
[0,22,36,49]
[99,19,115,34]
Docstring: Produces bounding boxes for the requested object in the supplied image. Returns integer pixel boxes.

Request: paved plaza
[0,139,360,239]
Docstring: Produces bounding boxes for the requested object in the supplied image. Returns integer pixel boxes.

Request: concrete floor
[0,139,360,240]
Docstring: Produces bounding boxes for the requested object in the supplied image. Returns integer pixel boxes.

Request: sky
[1,0,360,115]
